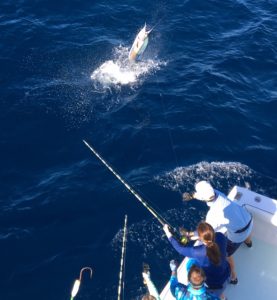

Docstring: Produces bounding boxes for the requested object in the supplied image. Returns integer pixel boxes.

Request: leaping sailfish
[128,24,152,62]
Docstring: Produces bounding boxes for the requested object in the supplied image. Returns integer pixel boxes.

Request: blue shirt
[170,275,220,300]
[168,232,230,289]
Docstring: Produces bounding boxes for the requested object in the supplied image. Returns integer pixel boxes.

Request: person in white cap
[183,180,253,284]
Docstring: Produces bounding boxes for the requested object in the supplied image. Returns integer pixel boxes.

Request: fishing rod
[83,140,170,227]
[70,267,93,300]
[117,215,128,300]
[83,140,190,245]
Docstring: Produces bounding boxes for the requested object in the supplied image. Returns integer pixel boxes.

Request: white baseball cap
[194,181,215,201]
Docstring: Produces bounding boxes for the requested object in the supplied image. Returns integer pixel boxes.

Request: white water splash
[155,161,256,193]
[91,46,165,88]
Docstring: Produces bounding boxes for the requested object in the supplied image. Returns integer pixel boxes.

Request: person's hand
[142,271,150,281]
[182,192,194,201]
[170,260,177,272]
[179,226,188,236]
[163,224,173,238]
[188,231,195,238]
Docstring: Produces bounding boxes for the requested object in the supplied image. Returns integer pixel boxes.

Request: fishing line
[149,0,168,33]
[159,94,182,194]
[147,17,164,34]
[117,215,128,300]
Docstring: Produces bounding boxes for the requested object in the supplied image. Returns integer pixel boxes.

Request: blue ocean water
[1,0,277,299]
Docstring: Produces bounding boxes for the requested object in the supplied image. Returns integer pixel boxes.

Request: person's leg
[244,234,252,247]
[226,239,241,284]
[227,256,237,283]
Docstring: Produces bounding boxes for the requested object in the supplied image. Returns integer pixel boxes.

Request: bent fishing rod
[83,140,173,229]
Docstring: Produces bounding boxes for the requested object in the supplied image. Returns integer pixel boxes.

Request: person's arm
[169,260,187,299]
[170,274,179,296]
[168,236,200,257]
[163,224,201,258]
[169,236,190,255]
[142,272,160,300]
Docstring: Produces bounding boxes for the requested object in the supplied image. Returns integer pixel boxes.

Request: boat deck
[225,223,277,298]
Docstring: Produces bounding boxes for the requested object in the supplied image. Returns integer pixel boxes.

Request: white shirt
[142,272,161,300]
[205,190,253,243]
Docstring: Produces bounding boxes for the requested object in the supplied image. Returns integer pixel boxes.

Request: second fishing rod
[83,140,189,245]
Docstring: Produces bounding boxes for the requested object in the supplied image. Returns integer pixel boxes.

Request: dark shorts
[226,239,242,256]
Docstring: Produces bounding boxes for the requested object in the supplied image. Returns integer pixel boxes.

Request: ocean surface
[1,0,277,299]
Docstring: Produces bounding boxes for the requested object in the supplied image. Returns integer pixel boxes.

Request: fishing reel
[166,225,190,246]
[178,227,191,245]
